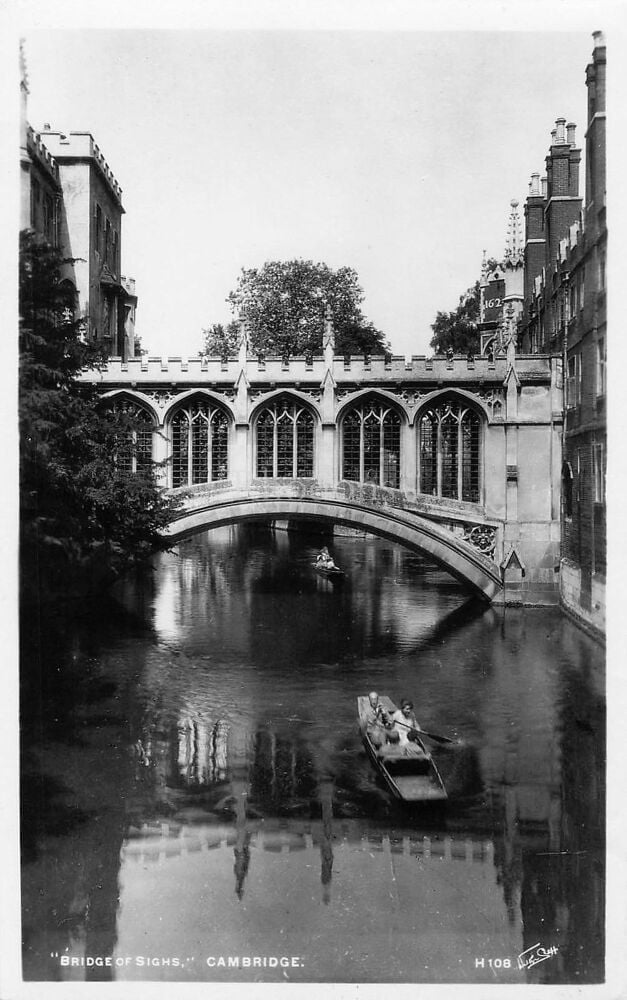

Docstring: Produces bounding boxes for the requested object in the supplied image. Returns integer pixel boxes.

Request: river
[20,524,605,985]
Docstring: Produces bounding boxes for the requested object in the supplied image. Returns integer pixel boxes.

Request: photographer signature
[517,943,559,970]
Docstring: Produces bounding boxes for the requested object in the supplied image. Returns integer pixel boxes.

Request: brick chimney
[544,117,582,265]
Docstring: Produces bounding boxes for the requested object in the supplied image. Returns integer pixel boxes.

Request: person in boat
[316,546,337,570]
[364,691,392,749]
[391,698,421,747]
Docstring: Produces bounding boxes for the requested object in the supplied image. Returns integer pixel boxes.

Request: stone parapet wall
[83,353,553,387]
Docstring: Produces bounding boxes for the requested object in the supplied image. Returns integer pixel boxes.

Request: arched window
[419,398,481,502]
[256,398,314,478]
[171,399,229,488]
[110,399,154,475]
[341,399,401,488]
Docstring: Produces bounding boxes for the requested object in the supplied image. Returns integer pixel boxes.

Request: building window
[342,398,401,488]
[579,266,585,311]
[562,462,574,518]
[105,219,111,265]
[592,441,605,504]
[599,249,606,290]
[256,397,314,478]
[111,400,154,475]
[95,204,103,257]
[171,399,229,488]
[30,176,41,228]
[419,398,481,502]
[569,283,577,320]
[42,194,55,244]
[566,353,581,408]
[597,337,606,397]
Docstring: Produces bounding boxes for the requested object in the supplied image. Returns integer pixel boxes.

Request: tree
[201,321,240,357]
[19,231,178,603]
[429,260,498,355]
[205,259,389,358]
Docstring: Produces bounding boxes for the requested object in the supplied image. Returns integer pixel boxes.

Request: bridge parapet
[83,352,554,388]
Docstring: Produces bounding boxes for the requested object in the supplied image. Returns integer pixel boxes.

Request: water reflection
[20,525,605,984]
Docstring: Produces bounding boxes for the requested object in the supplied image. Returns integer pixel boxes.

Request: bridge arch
[164,495,501,601]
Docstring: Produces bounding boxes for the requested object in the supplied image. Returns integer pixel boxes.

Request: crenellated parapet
[83,352,553,392]
[25,125,60,184]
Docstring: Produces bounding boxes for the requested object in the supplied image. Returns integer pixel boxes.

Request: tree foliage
[201,321,240,357]
[429,260,498,355]
[19,231,178,603]
[204,259,389,358]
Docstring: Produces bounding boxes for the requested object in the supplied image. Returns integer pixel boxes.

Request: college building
[19,43,138,361]
[479,32,607,636]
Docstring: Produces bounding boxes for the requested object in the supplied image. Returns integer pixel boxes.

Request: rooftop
[38,129,124,207]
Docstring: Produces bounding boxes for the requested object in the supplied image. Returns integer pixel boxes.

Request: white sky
[21,27,595,359]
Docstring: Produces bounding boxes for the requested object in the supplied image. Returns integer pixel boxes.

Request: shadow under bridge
[163,486,503,602]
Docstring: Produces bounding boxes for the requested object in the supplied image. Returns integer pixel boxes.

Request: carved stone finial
[238,317,250,366]
[238,317,250,350]
[503,199,524,266]
[323,305,335,350]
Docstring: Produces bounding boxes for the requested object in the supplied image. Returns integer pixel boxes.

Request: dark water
[21,524,605,985]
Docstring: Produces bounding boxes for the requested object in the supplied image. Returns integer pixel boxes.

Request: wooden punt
[357,695,448,803]
[313,562,345,577]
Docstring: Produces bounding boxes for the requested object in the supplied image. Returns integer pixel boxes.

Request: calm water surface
[21,525,605,985]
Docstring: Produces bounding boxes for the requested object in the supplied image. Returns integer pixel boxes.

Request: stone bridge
[81,332,564,604]
[165,481,503,600]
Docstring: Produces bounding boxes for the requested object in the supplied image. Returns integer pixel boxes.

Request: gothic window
[255,397,314,478]
[171,399,229,488]
[341,399,401,488]
[418,398,481,502]
[109,399,154,475]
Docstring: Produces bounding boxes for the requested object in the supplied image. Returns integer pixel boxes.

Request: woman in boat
[391,698,420,747]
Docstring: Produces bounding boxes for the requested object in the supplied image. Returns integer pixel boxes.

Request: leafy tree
[19,231,178,603]
[429,260,498,355]
[201,321,240,357]
[207,259,388,357]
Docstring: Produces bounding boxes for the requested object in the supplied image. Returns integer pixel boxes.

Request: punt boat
[313,562,345,577]
[357,695,447,803]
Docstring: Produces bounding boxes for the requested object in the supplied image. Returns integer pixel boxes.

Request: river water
[20,525,605,985]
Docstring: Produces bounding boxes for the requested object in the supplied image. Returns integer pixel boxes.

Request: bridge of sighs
[82,329,563,604]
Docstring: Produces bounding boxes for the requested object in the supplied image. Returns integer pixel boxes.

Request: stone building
[519,32,606,636]
[19,44,138,360]
[19,45,60,245]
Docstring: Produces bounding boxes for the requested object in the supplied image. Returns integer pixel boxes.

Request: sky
[21,27,596,360]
